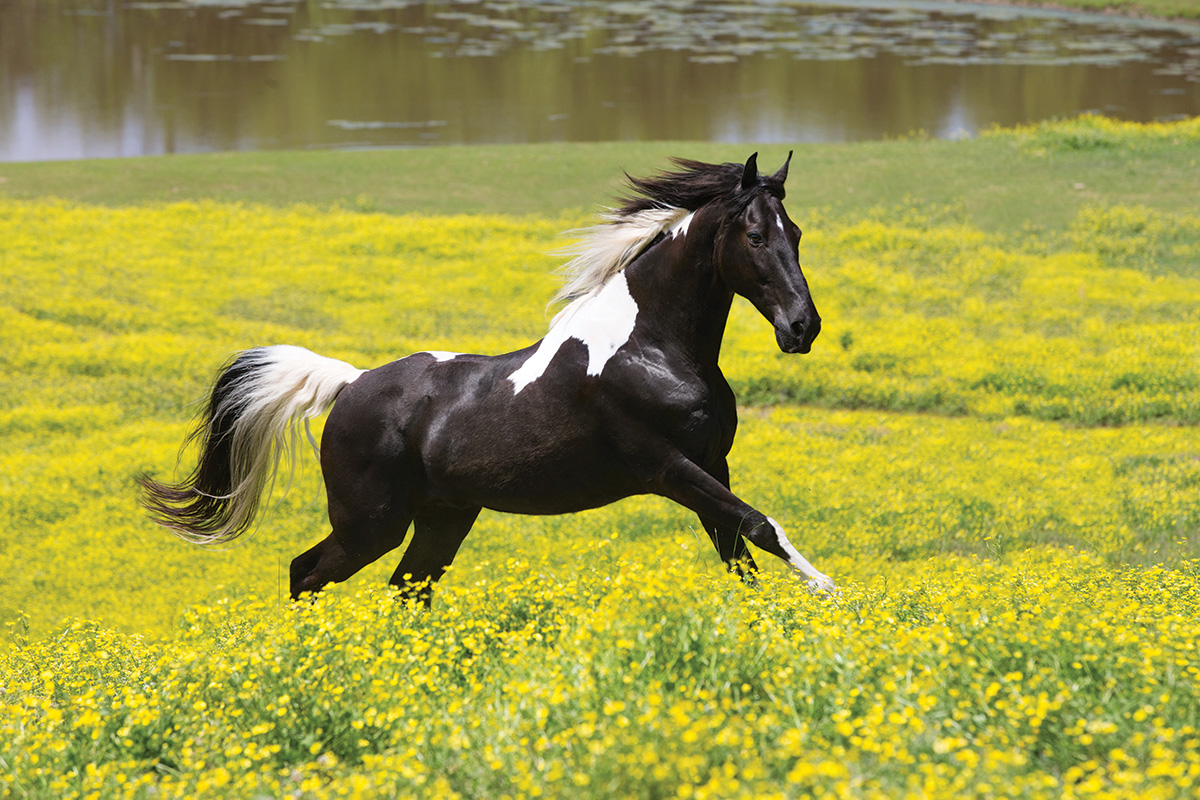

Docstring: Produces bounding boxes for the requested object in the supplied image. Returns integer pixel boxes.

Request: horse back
[323,348,643,515]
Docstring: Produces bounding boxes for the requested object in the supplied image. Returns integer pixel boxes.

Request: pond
[1,0,1198,161]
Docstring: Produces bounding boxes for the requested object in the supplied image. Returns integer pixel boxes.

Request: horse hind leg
[289,517,411,599]
[290,470,415,599]
[291,533,354,599]
[292,392,420,599]
[389,506,480,607]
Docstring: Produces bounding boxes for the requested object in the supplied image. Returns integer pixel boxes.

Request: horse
[139,152,836,605]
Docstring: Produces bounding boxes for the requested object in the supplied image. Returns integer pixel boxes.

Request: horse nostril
[788,316,820,351]
[791,316,820,340]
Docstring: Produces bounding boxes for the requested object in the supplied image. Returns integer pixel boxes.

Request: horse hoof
[806,575,838,596]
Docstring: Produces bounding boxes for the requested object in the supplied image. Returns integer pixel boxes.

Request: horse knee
[739,511,775,550]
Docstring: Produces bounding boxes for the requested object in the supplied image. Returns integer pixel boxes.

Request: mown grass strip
[2,116,1198,234]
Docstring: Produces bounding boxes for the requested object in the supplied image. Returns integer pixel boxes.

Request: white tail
[140,345,366,544]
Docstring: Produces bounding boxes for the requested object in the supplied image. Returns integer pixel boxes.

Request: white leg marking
[509,271,638,394]
[422,351,460,362]
[768,517,836,593]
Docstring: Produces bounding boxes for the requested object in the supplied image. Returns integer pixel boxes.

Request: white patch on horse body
[509,271,638,394]
[422,351,460,362]
[670,211,695,239]
[767,517,836,593]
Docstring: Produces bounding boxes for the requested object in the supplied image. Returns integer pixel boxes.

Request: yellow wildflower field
[2,125,1199,798]
[4,552,1199,800]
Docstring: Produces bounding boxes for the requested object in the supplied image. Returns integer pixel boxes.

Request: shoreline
[811,0,1200,24]
[968,0,1199,22]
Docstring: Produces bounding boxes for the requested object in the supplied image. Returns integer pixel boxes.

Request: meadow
[1,116,1199,798]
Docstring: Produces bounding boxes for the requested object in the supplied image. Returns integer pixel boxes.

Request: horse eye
[748,231,764,246]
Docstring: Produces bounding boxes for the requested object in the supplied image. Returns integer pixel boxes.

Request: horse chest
[611,356,737,464]
[682,379,738,461]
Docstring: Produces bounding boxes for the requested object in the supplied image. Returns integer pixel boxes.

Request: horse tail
[139,345,366,545]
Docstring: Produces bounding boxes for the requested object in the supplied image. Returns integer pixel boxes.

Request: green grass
[2,126,1197,235]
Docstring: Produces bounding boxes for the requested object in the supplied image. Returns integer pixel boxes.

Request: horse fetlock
[805,573,839,596]
[760,516,836,591]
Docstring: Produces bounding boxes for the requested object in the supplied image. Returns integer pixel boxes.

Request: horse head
[716,152,821,354]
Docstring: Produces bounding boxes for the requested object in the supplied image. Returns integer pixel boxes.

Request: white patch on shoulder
[422,351,460,362]
[509,271,639,394]
[767,517,836,593]
[775,213,786,236]
[670,211,695,239]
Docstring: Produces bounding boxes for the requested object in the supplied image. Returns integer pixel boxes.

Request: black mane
[616,157,786,217]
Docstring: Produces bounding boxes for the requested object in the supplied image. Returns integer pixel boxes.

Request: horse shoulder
[600,349,738,466]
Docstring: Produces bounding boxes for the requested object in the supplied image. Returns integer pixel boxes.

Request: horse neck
[625,210,733,368]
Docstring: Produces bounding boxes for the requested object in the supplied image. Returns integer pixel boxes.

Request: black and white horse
[141,153,835,603]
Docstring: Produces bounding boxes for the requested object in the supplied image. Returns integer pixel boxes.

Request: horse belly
[414,383,637,515]
[341,350,649,516]
[429,418,637,514]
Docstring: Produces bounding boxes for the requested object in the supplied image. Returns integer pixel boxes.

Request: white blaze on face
[508,271,639,394]
[775,213,786,237]
[767,517,836,593]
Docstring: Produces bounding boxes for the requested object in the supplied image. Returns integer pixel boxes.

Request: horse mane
[551,207,691,311]
[551,158,785,312]
[617,157,783,216]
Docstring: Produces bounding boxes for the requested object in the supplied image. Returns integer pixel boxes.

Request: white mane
[550,207,693,324]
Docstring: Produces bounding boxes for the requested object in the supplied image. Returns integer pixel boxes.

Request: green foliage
[985,114,1200,155]
[3,117,1198,238]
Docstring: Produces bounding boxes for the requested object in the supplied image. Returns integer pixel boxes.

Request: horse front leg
[696,458,758,576]
[660,455,835,593]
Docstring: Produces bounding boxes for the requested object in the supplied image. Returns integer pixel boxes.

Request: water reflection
[1,0,1197,161]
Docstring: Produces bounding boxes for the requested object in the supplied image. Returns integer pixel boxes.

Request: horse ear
[740,152,759,191]
[773,150,793,184]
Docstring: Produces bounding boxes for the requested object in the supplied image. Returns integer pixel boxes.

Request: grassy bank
[1,117,1199,799]
[2,116,1198,233]
[1001,0,1200,20]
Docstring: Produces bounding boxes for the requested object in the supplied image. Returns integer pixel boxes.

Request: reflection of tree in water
[0,0,1197,159]
[303,1,1200,70]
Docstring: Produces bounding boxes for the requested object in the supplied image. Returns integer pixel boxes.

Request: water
[1,0,1198,161]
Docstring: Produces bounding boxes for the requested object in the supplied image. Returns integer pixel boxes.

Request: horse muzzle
[775,315,821,354]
